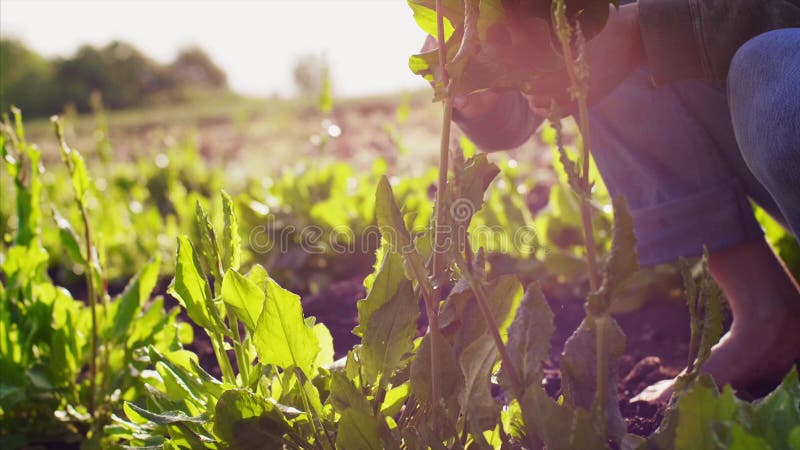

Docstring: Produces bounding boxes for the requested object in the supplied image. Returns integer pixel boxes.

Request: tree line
[1,38,229,117]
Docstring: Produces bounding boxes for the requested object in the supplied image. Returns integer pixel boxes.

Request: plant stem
[576,107,600,292]
[427,0,452,429]
[553,4,600,292]
[81,205,98,416]
[53,118,99,415]
[211,331,236,385]
[226,305,249,385]
[553,2,622,440]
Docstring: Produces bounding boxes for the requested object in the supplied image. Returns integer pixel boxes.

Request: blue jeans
[588,28,800,265]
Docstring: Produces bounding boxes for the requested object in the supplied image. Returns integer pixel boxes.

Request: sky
[0,0,431,98]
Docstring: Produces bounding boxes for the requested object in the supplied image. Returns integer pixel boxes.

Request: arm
[639,0,800,83]
[453,90,543,152]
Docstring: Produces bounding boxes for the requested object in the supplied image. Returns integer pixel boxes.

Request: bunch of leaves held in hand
[408,0,617,98]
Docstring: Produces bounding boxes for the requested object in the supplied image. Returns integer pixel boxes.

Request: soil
[298,275,689,437]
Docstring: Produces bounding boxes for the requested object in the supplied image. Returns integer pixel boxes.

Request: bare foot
[636,240,800,403]
[634,311,800,403]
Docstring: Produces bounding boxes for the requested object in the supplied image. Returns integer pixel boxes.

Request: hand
[420,36,502,120]
[527,3,646,113]
[452,90,501,120]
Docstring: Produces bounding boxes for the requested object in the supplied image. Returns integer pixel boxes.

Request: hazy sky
[1,0,431,98]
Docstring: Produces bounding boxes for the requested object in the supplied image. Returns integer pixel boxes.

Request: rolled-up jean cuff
[632,181,764,266]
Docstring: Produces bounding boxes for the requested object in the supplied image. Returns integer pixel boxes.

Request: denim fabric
[587,29,800,265]
[728,28,800,243]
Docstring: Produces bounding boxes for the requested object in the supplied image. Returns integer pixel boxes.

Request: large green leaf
[169,236,214,330]
[329,371,371,414]
[214,389,293,450]
[312,322,334,369]
[561,316,627,442]
[253,278,320,375]
[458,336,499,432]
[360,279,419,386]
[740,367,800,450]
[644,369,800,450]
[674,377,737,450]
[124,402,208,425]
[353,250,407,337]
[502,282,554,389]
[410,334,464,409]
[335,409,387,450]
[375,176,432,299]
[221,269,264,332]
[108,257,160,343]
[52,209,84,265]
[519,386,610,450]
[439,274,523,353]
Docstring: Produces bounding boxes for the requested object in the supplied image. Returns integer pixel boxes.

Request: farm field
[3,0,800,449]
[5,87,798,448]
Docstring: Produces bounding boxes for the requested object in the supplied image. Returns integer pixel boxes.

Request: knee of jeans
[728,29,800,184]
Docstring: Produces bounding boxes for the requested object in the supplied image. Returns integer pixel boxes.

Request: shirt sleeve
[638,0,800,83]
[452,90,543,152]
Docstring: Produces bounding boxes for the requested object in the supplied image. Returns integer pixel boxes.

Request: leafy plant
[0,110,188,448]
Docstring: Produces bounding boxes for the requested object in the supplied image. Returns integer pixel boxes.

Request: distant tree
[1,38,229,117]
[56,41,171,111]
[292,53,331,98]
[0,38,59,116]
[169,46,227,89]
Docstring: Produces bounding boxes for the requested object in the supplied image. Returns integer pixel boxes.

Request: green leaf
[335,409,387,450]
[253,278,320,375]
[213,389,293,450]
[245,264,269,287]
[646,369,800,450]
[458,336,499,432]
[789,426,800,450]
[169,236,215,330]
[52,208,84,264]
[330,371,371,414]
[727,424,770,450]
[697,255,724,372]
[109,256,160,343]
[221,269,264,332]
[361,279,418,386]
[375,176,432,299]
[124,402,208,425]
[519,387,610,450]
[408,0,456,39]
[195,201,223,282]
[65,150,91,202]
[561,316,627,442]
[354,250,407,337]
[313,322,335,369]
[588,196,639,315]
[748,367,800,450]
[221,190,241,271]
[674,377,737,450]
[439,274,523,352]
[380,383,410,417]
[410,335,463,410]
[503,282,554,389]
